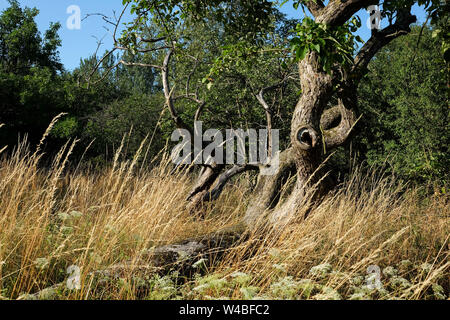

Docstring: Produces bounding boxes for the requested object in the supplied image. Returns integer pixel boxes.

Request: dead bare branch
[202,164,258,202]
[162,47,193,135]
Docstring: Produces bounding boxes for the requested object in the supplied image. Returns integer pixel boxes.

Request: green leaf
[444,48,450,62]
[312,43,321,53]
[296,46,308,60]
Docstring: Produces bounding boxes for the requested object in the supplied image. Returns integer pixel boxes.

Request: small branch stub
[296,126,319,151]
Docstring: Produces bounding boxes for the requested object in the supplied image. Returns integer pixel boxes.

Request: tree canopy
[0,0,447,184]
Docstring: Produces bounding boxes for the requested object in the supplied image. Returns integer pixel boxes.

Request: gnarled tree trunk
[241,3,417,229]
[244,53,349,227]
[156,1,418,271]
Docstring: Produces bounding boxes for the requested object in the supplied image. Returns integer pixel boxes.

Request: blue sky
[0,0,428,71]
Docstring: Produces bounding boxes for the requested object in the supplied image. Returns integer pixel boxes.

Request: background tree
[0,0,63,149]
[1,0,447,193]
[356,25,449,185]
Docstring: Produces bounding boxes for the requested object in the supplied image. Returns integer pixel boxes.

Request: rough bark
[243,53,336,226]
[243,5,417,227]
[244,148,297,226]
[316,0,378,26]
[304,0,325,17]
[186,162,224,214]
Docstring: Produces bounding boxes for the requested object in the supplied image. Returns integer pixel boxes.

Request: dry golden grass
[0,135,448,300]
[220,168,449,300]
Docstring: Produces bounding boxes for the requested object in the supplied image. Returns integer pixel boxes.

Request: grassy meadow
[0,133,448,300]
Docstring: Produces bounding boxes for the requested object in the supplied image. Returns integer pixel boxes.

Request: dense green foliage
[0,0,63,148]
[356,26,449,184]
[0,1,448,184]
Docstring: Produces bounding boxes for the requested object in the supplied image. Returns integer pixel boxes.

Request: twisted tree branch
[317,0,378,26]
[352,8,417,79]
[202,164,258,202]
[323,98,357,151]
[304,0,325,17]
[320,105,342,130]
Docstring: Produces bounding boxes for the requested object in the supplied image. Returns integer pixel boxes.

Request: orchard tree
[89,1,298,210]
[91,0,447,259]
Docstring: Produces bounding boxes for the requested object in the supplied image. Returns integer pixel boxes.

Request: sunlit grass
[0,133,448,300]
